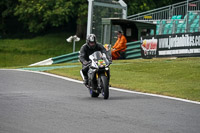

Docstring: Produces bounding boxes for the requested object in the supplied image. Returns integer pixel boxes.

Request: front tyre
[89,89,99,98]
[89,79,99,98]
[100,75,109,99]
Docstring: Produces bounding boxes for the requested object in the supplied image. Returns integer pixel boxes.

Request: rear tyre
[100,75,109,99]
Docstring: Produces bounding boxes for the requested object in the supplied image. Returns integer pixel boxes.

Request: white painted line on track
[1,69,200,105]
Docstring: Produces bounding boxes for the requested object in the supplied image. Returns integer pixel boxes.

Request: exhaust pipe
[80,70,85,80]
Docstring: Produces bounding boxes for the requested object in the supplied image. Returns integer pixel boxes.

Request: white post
[73,39,75,53]
[118,0,127,19]
[87,0,94,37]
[186,0,189,33]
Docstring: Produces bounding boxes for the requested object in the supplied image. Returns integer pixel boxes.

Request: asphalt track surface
[0,70,200,133]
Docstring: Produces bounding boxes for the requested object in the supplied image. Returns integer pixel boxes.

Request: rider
[79,34,111,86]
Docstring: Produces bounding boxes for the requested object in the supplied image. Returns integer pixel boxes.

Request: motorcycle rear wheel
[100,75,109,99]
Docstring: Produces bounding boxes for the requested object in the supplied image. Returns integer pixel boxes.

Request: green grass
[1,33,200,101]
[110,58,200,101]
[46,57,200,102]
[0,32,85,67]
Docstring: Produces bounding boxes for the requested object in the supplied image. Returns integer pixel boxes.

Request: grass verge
[0,32,85,67]
[46,57,200,102]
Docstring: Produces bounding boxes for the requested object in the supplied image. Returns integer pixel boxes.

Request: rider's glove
[83,61,88,65]
[83,61,91,66]
[108,58,112,64]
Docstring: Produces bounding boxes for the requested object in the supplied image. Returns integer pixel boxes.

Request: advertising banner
[141,32,200,58]
[141,37,157,58]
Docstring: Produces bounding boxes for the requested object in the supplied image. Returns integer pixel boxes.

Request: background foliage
[0,0,185,38]
[14,0,73,33]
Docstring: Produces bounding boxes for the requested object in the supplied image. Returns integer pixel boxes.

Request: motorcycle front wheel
[89,89,99,98]
[100,75,109,99]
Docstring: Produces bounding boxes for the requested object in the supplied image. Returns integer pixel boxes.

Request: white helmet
[87,34,96,44]
[86,34,97,49]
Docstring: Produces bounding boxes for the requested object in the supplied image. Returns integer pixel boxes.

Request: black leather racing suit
[79,43,110,82]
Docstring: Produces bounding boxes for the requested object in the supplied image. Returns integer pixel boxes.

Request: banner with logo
[141,32,200,58]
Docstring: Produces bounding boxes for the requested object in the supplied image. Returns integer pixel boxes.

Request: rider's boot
[83,76,89,87]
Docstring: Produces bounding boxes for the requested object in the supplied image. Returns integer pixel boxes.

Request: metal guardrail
[125,41,142,59]
[51,41,142,64]
[127,0,200,21]
[52,51,79,64]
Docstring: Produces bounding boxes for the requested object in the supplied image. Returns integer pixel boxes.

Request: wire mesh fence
[127,0,200,21]
[91,0,124,44]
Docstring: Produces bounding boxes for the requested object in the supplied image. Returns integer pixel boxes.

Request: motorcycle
[80,50,111,99]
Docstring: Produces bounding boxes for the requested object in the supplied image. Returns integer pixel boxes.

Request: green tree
[71,0,88,38]
[14,0,88,38]
[124,0,156,15]
[1,0,187,37]
[0,0,18,35]
[125,0,185,15]
[14,0,73,33]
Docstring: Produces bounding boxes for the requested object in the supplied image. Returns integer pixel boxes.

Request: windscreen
[92,51,103,60]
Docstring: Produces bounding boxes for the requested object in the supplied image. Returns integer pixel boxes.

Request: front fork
[97,73,101,90]
[96,70,110,90]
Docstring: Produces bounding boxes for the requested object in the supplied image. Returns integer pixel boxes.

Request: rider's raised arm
[98,44,112,62]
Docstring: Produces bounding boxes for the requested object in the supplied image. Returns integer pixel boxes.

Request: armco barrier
[52,51,79,64]
[52,41,142,64]
[125,41,142,59]
[43,41,141,65]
